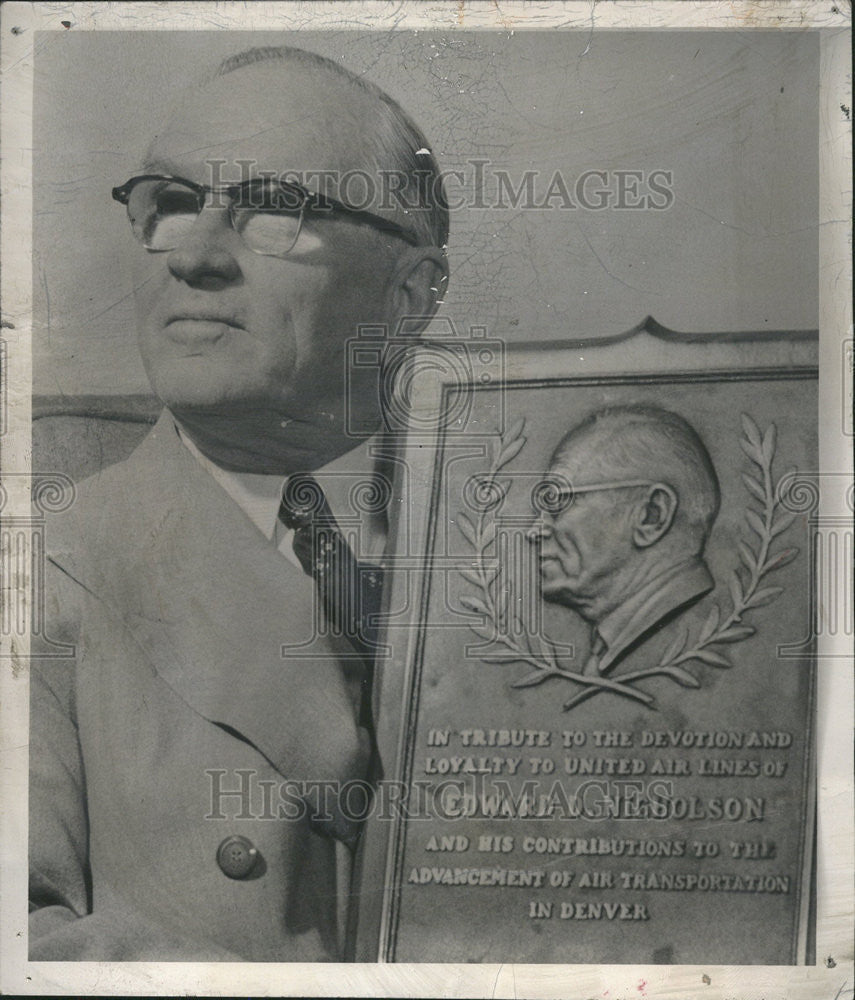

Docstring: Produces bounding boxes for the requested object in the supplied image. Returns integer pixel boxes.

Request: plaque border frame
[357,320,819,964]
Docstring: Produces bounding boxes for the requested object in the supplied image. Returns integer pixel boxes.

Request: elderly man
[29,47,448,961]
[529,404,720,677]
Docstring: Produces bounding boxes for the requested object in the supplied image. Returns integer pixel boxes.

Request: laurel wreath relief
[457,414,800,712]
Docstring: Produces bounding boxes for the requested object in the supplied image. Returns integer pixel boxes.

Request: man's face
[132,63,406,463]
[529,444,636,618]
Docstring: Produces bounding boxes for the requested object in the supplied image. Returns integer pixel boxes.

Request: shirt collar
[177,424,283,539]
[174,418,386,561]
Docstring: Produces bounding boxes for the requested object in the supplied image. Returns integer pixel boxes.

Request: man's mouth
[164,312,245,347]
[536,554,559,575]
[167,310,245,328]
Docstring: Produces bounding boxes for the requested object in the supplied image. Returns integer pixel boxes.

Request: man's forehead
[550,431,593,474]
[144,62,381,182]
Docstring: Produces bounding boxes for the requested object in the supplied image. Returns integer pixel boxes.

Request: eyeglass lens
[125,178,305,256]
[532,479,660,516]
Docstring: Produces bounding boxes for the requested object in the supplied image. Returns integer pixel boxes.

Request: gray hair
[214,46,449,249]
[552,404,721,545]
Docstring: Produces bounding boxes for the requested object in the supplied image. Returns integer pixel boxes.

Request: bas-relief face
[131,63,407,462]
[530,449,636,619]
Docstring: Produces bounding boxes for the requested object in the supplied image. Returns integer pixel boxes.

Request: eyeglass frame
[111,173,423,257]
[534,478,675,516]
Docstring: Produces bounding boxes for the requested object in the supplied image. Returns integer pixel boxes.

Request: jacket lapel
[59,412,365,786]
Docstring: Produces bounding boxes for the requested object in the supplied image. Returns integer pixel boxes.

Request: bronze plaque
[356,322,817,964]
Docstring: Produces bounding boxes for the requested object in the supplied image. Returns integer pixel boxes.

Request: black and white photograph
[0,3,851,997]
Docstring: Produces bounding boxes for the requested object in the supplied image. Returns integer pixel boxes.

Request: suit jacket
[29,412,370,961]
[595,556,715,677]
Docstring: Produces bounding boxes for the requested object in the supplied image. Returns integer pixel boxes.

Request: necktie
[582,629,607,676]
[278,473,383,729]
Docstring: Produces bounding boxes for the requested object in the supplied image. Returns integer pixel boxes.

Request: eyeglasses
[111,174,421,258]
[533,478,668,516]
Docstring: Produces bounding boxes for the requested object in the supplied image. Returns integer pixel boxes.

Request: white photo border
[1,2,851,997]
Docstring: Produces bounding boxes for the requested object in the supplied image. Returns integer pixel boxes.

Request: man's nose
[526,520,550,545]
[166,210,241,288]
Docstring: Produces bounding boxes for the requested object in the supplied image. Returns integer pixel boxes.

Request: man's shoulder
[47,416,188,574]
[609,587,714,680]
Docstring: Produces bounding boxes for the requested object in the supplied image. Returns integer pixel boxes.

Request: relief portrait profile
[457,383,804,714]
[528,403,721,681]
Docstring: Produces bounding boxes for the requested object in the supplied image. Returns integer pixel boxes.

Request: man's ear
[632,484,677,548]
[386,246,449,336]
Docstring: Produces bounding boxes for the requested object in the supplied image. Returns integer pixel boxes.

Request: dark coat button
[216,835,258,879]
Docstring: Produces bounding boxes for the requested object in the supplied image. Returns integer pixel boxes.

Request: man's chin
[538,578,584,609]
[148,372,274,415]
[162,397,364,473]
